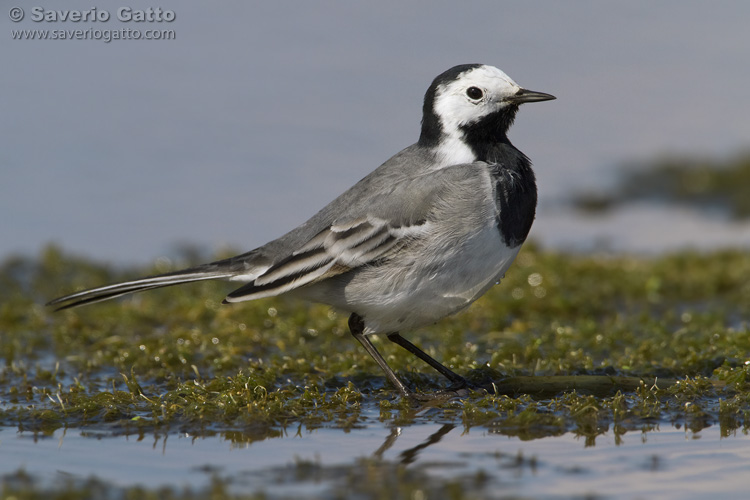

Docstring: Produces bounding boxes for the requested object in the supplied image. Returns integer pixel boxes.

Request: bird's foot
[398,377,485,403]
[440,377,485,397]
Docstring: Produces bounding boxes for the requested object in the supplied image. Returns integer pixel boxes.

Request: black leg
[349,313,413,398]
[387,332,468,387]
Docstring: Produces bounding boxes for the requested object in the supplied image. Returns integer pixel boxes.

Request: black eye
[466,87,484,100]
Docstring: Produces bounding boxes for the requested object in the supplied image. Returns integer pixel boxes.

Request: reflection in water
[397,424,456,465]
[372,427,400,459]
[62,384,737,455]
[4,422,750,499]
[34,383,741,459]
[373,424,457,465]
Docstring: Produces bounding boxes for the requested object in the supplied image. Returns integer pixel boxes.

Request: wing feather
[224,217,429,302]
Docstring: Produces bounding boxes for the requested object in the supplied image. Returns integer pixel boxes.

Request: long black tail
[47,265,236,311]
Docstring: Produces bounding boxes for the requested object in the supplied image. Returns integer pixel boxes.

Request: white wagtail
[49,64,555,398]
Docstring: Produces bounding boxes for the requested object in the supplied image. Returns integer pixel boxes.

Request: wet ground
[2,404,749,499]
[1,207,749,499]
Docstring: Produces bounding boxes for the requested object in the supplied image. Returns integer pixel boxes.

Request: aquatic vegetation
[572,151,750,219]
[1,244,748,438]
[1,243,750,498]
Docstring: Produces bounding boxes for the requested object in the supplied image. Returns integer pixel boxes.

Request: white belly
[304,221,521,334]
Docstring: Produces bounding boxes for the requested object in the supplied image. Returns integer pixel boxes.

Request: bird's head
[419,64,555,154]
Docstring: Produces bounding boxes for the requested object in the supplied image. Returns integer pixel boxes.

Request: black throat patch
[459,107,537,247]
[459,107,519,161]
[489,157,537,248]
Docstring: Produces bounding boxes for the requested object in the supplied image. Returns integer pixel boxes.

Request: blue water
[3,1,750,262]
[1,407,748,499]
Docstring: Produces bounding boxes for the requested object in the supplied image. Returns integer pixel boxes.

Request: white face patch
[432,64,521,139]
[429,65,522,167]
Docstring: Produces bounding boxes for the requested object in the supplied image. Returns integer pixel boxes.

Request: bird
[48,64,555,398]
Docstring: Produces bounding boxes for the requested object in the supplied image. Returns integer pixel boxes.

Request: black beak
[507,88,556,104]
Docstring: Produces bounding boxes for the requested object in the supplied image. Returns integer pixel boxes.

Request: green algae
[1,243,750,499]
[2,243,749,440]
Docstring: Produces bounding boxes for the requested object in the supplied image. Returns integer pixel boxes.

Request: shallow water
[5,2,750,262]
[2,403,748,499]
